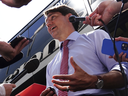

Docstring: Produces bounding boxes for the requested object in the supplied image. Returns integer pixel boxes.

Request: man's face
[45,12,71,41]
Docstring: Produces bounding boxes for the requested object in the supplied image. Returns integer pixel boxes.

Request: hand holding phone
[102,39,128,58]
[48,87,56,94]
[10,35,32,48]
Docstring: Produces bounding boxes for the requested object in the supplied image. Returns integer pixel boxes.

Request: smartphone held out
[102,39,128,58]
[10,35,32,48]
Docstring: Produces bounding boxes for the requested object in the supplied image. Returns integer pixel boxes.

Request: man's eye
[51,16,55,20]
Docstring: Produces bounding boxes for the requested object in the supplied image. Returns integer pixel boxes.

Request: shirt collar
[59,31,80,49]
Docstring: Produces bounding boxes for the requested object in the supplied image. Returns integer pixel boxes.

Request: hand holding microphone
[69,15,86,23]
[69,14,103,26]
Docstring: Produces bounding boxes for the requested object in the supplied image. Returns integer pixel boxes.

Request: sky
[0,0,52,42]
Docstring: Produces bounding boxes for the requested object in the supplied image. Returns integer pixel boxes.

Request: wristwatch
[95,75,104,89]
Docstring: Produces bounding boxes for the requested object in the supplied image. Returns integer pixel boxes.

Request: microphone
[116,0,128,3]
[69,15,85,23]
[10,58,39,83]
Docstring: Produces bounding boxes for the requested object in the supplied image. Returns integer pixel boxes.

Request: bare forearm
[88,70,124,89]
[101,70,124,89]
[111,0,128,15]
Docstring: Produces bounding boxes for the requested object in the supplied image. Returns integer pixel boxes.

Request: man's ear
[66,13,72,22]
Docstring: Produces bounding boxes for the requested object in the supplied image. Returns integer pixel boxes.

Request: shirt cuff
[0,83,6,96]
[111,62,128,81]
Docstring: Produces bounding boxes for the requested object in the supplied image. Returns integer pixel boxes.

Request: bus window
[89,0,97,4]
[28,16,45,38]
[21,30,29,38]
[56,0,87,17]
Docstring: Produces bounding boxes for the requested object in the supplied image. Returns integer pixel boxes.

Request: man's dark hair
[44,5,79,31]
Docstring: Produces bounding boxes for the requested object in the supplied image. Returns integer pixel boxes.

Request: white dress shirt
[46,29,128,96]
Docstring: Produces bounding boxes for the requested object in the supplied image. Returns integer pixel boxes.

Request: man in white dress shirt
[40,5,128,96]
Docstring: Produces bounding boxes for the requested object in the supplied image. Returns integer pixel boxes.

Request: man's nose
[46,20,52,28]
